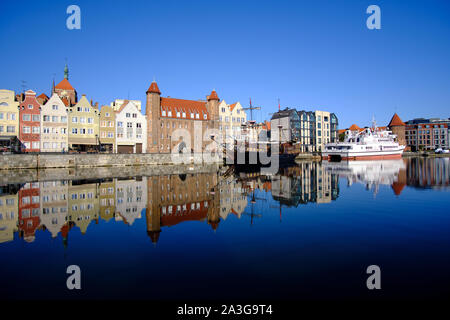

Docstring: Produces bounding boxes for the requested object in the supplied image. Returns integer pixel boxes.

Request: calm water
[0,157,449,300]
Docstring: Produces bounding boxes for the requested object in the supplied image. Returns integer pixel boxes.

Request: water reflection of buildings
[405,157,450,189]
[2,158,447,246]
[146,173,220,244]
[271,162,339,206]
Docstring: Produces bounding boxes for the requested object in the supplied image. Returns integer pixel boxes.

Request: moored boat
[322,123,405,161]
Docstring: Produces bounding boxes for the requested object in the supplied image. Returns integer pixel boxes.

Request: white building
[115,100,147,153]
[218,100,247,143]
[115,177,147,226]
[40,93,68,152]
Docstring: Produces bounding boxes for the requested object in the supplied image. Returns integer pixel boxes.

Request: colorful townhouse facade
[40,93,69,152]
[0,89,19,140]
[115,100,147,153]
[99,105,116,153]
[18,182,40,243]
[19,90,41,152]
[39,180,68,238]
[0,184,19,244]
[67,94,100,152]
[218,100,246,143]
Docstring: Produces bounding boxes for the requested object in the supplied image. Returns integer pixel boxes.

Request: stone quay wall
[0,153,222,170]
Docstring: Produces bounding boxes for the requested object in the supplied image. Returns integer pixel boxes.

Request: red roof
[61,97,70,107]
[388,113,405,127]
[208,90,219,101]
[229,103,237,112]
[348,124,360,131]
[37,93,49,100]
[147,81,161,94]
[391,182,406,196]
[160,97,210,120]
[55,79,75,91]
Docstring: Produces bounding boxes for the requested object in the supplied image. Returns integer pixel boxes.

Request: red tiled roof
[388,113,405,127]
[229,103,237,112]
[349,124,360,131]
[55,79,75,91]
[61,97,70,107]
[37,93,49,100]
[208,90,219,101]
[160,97,210,120]
[147,81,161,94]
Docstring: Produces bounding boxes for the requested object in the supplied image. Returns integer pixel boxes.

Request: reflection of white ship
[323,122,405,161]
[323,159,406,195]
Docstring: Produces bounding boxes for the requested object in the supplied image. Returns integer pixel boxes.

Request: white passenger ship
[322,123,405,161]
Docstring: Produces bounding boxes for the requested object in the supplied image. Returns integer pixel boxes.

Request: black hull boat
[229,151,297,173]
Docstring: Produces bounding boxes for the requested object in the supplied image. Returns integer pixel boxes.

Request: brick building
[405,118,450,151]
[19,90,41,152]
[145,81,220,154]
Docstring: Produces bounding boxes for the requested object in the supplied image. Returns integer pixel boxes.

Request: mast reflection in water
[0,157,449,300]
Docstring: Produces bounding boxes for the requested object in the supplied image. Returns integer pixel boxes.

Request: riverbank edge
[0,153,222,170]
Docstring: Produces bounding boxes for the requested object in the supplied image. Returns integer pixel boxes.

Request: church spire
[64,64,69,80]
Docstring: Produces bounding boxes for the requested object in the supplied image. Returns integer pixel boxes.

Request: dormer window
[52,105,58,110]
[191,112,194,118]
[182,112,186,118]
[196,113,199,119]
[168,110,172,117]
[162,109,166,116]
[177,111,180,118]
[28,104,33,109]
[203,113,207,120]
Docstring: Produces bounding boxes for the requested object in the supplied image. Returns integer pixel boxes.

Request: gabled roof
[348,124,360,131]
[37,93,49,100]
[388,113,405,127]
[391,182,406,196]
[229,103,237,112]
[61,97,70,107]
[147,81,161,94]
[115,100,129,113]
[160,97,210,120]
[55,79,75,91]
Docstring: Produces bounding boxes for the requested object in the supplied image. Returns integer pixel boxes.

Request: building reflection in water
[1,158,448,246]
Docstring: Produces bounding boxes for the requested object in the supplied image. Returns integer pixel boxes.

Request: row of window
[161,109,207,120]
[0,112,17,120]
[42,142,67,149]
[71,128,95,135]
[0,125,16,133]
[72,116,94,124]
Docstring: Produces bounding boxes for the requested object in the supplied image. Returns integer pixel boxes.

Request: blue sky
[0,0,449,128]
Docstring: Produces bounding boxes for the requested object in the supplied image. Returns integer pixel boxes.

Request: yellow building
[67,180,99,234]
[99,179,115,222]
[40,180,69,237]
[68,95,100,151]
[99,105,116,153]
[0,185,19,243]
[314,110,332,152]
[0,89,19,138]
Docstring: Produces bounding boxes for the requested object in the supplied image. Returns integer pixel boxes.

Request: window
[72,117,78,123]
[61,116,67,123]
[84,107,89,112]
[23,126,31,133]
[80,117,86,123]
[32,126,39,133]
[0,113,3,119]
[23,114,31,121]
[32,115,40,121]
[117,121,123,127]
[43,115,50,122]
[32,142,39,149]
[168,111,172,117]
[126,113,130,118]
[28,104,33,109]
[43,127,50,133]
[52,116,58,122]
[72,128,78,134]
[52,105,58,110]
[132,113,137,118]
[88,128,93,134]
[162,110,166,116]
[105,112,110,117]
